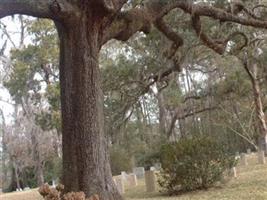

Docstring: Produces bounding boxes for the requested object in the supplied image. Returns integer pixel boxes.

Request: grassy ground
[1,153,267,200]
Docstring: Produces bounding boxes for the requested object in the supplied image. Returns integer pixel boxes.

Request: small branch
[0,21,17,48]
[167,106,218,138]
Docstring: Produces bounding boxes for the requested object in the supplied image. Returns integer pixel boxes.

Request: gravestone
[127,174,138,187]
[23,187,30,191]
[258,150,266,164]
[235,152,240,158]
[121,171,127,181]
[231,167,237,178]
[114,177,125,194]
[150,166,156,171]
[154,163,162,170]
[247,149,251,154]
[240,153,248,166]
[145,170,156,192]
[52,180,56,188]
[133,167,145,179]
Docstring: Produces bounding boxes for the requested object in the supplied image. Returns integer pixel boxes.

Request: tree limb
[167,106,218,138]
[103,1,267,51]
[191,14,226,54]
[0,0,76,20]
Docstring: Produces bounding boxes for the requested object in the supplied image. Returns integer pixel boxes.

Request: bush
[158,136,236,195]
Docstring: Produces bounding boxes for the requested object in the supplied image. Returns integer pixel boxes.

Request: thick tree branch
[103,1,267,49]
[191,14,226,54]
[102,8,151,44]
[0,0,52,19]
[0,0,76,20]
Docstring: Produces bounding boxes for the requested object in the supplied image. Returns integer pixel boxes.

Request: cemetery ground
[1,153,267,200]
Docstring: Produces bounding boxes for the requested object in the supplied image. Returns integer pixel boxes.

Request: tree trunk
[0,109,8,190]
[245,63,267,154]
[12,161,21,190]
[30,127,44,186]
[56,14,122,199]
[157,90,167,135]
[251,64,267,154]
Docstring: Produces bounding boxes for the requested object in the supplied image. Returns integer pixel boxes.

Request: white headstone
[154,163,162,170]
[52,180,56,188]
[240,153,248,166]
[145,170,156,192]
[133,167,145,179]
[231,167,237,178]
[121,171,127,181]
[127,174,138,187]
[114,177,125,194]
[247,149,251,154]
[23,187,30,191]
[150,166,156,171]
[258,150,266,164]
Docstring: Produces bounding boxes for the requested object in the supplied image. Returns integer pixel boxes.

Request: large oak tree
[1,0,267,199]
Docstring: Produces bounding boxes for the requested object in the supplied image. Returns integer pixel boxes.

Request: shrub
[158,136,236,195]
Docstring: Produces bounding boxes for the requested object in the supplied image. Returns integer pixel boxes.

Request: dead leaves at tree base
[39,184,99,200]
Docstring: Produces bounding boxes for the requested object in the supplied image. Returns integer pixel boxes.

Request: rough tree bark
[2,0,267,199]
[56,13,121,199]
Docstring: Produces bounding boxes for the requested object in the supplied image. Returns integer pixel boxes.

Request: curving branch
[192,13,248,55]
[251,4,267,19]
[103,1,267,48]
[226,31,248,54]
[191,14,226,54]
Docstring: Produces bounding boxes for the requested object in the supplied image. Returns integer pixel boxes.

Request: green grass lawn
[1,153,267,200]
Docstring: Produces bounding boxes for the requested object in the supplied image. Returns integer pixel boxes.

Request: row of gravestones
[12,179,58,193]
[238,149,266,166]
[113,163,161,194]
[9,165,160,195]
[231,149,266,178]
